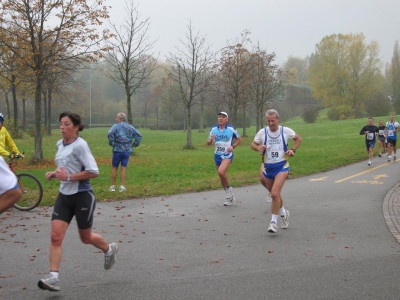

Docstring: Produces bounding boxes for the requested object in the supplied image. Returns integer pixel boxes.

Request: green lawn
[10,112,380,206]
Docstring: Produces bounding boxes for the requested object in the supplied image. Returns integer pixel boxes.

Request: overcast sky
[107,0,399,66]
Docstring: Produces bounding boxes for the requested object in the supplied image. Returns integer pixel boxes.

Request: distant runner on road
[377,120,386,157]
[359,117,379,166]
[385,115,399,162]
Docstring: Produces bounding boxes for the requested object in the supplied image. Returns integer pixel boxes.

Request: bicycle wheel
[13,173,43,211]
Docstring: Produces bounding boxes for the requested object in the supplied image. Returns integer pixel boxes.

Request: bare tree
[158,77,180,130]
[165,21,215,148]
[103,0,157,124]
[218,30,253,126]
[249,43,288,132]
[135,84,153,128]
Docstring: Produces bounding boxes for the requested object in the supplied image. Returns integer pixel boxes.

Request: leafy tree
[392,40,400,113]
[0,0,111,160]
[364,91,391,117]
[283,56,309,84]
[309,33,382,117]
[0,30,30,133]
[383,62,393,102]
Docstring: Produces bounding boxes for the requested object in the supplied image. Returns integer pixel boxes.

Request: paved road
[1,157,400,300]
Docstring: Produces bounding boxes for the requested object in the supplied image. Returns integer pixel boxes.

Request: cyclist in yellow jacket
[0,113,24,158]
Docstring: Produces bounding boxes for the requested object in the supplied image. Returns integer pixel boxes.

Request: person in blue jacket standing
[108,112,142,192]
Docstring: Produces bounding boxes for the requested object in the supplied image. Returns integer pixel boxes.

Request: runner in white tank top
[251,109,302,234]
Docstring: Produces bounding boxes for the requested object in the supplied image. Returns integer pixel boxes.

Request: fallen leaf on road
[208,260,219,264]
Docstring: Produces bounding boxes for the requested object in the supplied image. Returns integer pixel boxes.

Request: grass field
[9,111,384,206]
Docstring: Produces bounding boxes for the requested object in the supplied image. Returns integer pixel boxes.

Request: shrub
[364,93,391,117]
[302,106,319,123]
[27,125,47,137]
[327,105,353,120]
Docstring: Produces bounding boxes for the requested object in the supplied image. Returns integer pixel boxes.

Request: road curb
[383,182,400,243]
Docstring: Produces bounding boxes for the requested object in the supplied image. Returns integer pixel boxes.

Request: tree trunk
[11,75,18,133]
[242,107,247,137]
[47,87,52,135]
[126,93,133,124]
[186,106,193,148]
[183,106,187,131]
[198,103,204,133]
[22,99,26,131]
[4,90,10,119]
[43,90,47,131]
[156,107,159,129]
[34,78,43,160]
[255,106,261,132]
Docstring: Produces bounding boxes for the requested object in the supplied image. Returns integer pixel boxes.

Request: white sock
[280,207,286,216]
[50,271,59,279]
[105,245,112,256]
[271,214,278,224]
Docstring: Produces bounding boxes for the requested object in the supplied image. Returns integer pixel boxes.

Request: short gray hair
[117,112,127,121]
[266,109,279,119]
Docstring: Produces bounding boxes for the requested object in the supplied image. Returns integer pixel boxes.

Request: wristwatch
[67,174,71,182]
[291,148,296,153]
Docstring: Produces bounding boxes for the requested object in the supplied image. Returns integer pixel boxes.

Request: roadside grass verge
[11,113,379,206]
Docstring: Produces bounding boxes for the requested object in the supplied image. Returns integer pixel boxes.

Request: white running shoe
[38,274,60,291]
[104,242,118,270]
[109,185,115,192]
[224,187,234,206]
[266,192,272,203]
[268,221,277,233]
[388,156,391,162]
[226,186,233,199]
[119,185,126,192]
[281,210,290,229]
[368,160,371,166]
[224,197,234,206]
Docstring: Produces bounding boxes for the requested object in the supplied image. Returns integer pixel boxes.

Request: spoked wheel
[13,173,43,211]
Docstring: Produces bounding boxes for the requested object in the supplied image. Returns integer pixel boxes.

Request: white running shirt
[0,156,18,195]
